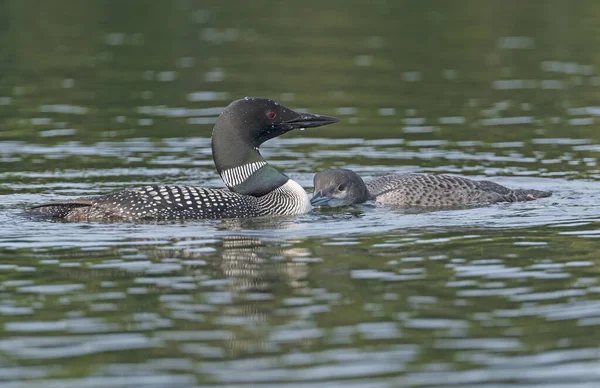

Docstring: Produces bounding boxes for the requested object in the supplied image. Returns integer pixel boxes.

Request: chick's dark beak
[310,191,332,207]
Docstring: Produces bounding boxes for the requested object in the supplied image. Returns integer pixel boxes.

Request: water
[2,0,600,386]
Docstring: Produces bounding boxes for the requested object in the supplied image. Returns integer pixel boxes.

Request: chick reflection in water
[311,169,551,209]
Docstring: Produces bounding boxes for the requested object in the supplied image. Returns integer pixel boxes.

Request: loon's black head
[311,168,370,207]
[212,98,339,172]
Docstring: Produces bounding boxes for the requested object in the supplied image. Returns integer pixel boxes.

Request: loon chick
[311,169,551,208]
[27,98,339,222]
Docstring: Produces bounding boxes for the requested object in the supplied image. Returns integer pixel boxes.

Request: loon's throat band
[220,161,268,187]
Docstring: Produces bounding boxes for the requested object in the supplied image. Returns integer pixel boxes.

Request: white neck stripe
[220,161,267,187]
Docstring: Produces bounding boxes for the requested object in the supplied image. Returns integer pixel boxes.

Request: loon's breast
[365,174,551,207]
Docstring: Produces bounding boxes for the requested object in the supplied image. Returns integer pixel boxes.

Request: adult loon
[311,169,551,208]
[27,98,339,221]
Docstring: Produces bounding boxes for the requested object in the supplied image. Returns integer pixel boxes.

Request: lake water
[2,1,600,387]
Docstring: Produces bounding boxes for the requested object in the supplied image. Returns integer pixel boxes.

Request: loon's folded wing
[25,186,264,221]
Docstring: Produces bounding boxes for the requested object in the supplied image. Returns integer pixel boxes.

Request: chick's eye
[267,111,276,119]
[337,183,346,191]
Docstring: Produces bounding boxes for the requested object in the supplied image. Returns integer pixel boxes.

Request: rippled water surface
[2,1,600,387]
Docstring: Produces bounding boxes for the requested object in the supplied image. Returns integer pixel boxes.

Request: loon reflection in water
[26,98,339,222]
[311,169,552,209]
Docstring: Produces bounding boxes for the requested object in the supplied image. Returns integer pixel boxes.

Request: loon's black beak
[310,191,332,207]
[283,112,339,130]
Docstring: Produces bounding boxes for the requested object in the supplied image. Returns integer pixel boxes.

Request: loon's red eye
[267,111,276,119]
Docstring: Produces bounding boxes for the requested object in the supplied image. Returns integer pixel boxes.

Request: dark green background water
[1,1,600,387]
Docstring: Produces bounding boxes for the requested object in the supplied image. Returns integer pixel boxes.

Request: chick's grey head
[311,169,369,207]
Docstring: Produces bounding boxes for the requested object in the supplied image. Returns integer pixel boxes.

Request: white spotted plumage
[30,178,312,221]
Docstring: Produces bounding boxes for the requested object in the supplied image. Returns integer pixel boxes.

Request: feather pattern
[366,174,551,207]
[28,181,311,222]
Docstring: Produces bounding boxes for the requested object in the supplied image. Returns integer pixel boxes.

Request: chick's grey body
[27,98,339,222]
[365,174,550,206]
[311,169,551,208]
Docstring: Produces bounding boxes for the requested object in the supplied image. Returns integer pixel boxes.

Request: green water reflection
[1,0,600,386]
